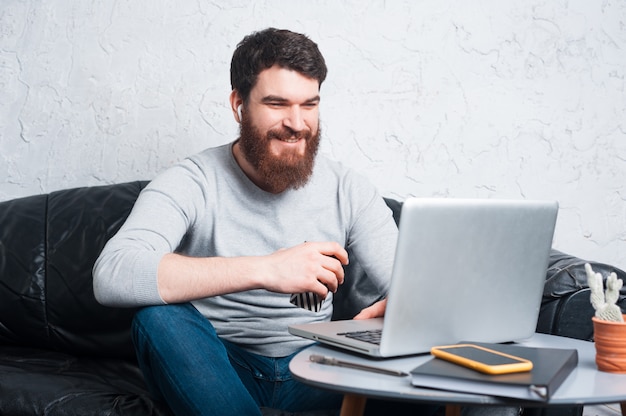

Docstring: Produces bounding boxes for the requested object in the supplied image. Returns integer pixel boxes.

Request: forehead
[251,65,320,102]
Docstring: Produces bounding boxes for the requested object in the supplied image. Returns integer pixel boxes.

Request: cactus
[585,263,624,322]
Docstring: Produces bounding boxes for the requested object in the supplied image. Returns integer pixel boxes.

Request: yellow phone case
[430,344,533,375]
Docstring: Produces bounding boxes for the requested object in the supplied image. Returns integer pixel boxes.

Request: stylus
[309,354,409,377]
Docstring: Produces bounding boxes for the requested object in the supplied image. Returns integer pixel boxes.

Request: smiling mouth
[279,137,301,143]
[269,127,309,144]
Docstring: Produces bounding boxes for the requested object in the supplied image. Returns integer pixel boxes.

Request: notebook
[288,197,559,358]
[409,341,578,401]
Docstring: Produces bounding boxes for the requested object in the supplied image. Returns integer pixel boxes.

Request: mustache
[267,127,311,141]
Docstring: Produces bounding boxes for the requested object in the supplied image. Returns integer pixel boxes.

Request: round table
[289,333,626,416]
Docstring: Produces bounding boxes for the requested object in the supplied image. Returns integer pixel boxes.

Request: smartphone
[430,344,533,375]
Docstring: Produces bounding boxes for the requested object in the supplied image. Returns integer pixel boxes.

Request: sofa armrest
[537,249,626,341]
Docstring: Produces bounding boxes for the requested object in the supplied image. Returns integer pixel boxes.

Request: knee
[132,303,196,337]
[131,303,226,370]
[132,302,218,342]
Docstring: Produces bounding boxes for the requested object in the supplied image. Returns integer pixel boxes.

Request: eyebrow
[261,95,321,104]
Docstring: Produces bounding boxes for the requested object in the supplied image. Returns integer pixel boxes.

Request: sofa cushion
[0,346,171,416]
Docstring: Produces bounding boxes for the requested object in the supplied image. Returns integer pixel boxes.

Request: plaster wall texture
[1,1,625,268]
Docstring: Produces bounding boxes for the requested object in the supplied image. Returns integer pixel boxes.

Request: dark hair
[230,28,327,102]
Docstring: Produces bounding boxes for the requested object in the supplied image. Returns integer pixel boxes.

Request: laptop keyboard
[338,329,382,345]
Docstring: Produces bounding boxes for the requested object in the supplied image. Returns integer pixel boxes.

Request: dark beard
[238,117,320,193]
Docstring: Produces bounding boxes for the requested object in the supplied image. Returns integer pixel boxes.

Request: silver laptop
[288,197,558,358]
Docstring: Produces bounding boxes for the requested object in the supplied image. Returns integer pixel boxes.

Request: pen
[309,354,409,377]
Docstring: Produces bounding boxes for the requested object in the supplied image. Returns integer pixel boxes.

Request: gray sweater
[93,142,398,356]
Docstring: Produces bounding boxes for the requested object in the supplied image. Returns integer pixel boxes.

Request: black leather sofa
[0,181,624,416]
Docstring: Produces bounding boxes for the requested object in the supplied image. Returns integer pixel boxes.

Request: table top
[289,333,626,407]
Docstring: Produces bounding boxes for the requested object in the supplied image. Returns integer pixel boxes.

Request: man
[93,28,397,415]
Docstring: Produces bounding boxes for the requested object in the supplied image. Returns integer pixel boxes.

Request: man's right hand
[262,241,349,298]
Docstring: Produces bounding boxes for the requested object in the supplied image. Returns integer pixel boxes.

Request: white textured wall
[2,1,625,268]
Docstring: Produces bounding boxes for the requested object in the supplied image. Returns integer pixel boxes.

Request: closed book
[410,342,578,402]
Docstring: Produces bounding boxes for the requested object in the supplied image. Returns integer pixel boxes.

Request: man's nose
[283,106,305,132]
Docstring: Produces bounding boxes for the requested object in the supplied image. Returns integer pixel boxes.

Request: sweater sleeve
[332,170,399,319]
[93,161,207,307]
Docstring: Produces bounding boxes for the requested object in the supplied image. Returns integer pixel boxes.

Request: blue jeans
[131,303,343,416]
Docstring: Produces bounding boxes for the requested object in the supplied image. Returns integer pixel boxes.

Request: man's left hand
[353,298,387,320]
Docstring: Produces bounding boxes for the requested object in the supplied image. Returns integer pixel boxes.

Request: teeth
[281,138,299,143]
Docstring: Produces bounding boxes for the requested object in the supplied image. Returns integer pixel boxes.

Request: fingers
[353,299,387,320]
[309,241,348,290]
[303,254,342,296]
[264,241,349,297]
[318,241,349,266]
[289,241,347,296]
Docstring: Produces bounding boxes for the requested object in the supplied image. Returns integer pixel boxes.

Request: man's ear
[229,90,244,123]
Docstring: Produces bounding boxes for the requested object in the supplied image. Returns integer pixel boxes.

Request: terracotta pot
[592,314,626,373]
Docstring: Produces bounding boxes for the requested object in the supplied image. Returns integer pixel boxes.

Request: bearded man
[93,28,398,416]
